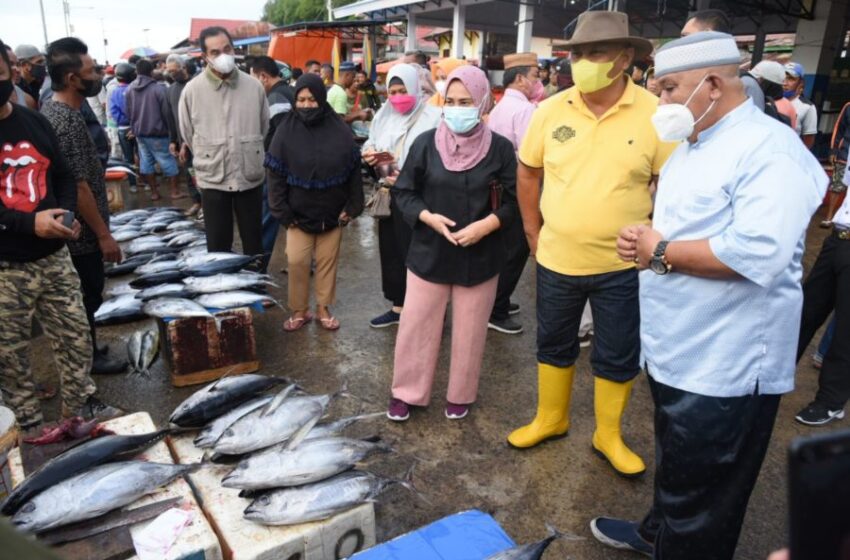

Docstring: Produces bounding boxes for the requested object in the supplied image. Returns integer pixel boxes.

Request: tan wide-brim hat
[563,11,653,60]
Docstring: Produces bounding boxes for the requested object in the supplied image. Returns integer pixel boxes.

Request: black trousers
[378,197,412,308]
[638,377,780,560]
[70,250,104,351]
[491,216,530,320]
[796,233,850,409]
[201,185,263,255]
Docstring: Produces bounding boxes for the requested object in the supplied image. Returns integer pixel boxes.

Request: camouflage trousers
[0,247,96,428]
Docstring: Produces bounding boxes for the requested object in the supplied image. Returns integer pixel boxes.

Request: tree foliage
[261,0,358,26]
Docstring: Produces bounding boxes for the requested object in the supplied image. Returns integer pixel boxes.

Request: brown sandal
[283,312,313,332]
[318,316,340,331]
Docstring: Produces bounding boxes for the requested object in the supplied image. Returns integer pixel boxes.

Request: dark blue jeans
[259,181,280,274]
[536,264,640,382]
[117,127,136,187]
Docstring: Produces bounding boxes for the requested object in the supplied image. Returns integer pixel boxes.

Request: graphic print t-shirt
[0,104,76,262]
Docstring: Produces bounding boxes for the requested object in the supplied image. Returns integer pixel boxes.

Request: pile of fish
[95,207,281,326]
[170,374,411,526]
[2,428,197,534]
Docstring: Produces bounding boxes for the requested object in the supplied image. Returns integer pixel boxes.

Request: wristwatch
[649,240,672,275]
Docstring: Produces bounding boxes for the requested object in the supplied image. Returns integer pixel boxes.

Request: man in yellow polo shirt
[508,11,675,478]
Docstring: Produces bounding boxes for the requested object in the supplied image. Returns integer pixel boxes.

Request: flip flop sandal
[150,192,162,201]
[283,312,313,332]
[318,316,340,331]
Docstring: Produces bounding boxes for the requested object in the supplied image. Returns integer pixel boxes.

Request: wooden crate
[160,307,260,387]
[8,412,222,560]
[168,433,376,560]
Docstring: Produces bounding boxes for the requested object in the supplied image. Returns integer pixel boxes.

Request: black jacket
[393,129,517,286]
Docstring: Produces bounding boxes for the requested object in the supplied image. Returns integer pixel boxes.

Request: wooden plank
[51,524,135,560]
[39,497,183,546]
[170,361,261,388]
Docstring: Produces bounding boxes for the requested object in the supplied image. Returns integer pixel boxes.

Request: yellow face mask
[571,51,623,94]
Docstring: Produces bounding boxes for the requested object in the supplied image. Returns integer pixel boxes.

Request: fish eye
[21,503,35,513]
[223,428,234,437]
[259,495,271,506]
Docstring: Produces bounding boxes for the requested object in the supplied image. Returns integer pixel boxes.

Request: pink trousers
[391,271,498,406]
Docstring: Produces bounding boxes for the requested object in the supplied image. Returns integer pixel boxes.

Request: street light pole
[38,0,49,48]
[100,18,108,63]
[143,28,151,47]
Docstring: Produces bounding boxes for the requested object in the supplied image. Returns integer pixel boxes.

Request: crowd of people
[0,6,847,558]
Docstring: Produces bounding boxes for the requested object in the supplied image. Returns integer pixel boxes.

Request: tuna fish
[223,436,392,491]
[194,290,281,310]
[307,412,386,440]
[166,220,199,231]
[105,281,139,298]
[1,429,172,515]
[94,294,145,325]
[484,525,579,560]
[167,231,205,248]
[134,259,182,276]
[179,253,260,277]
[104,254,152,277]
[128,329,159,376]
[169,374,289,428]
[135,283,195,301]
[183,273,278,295]
[243,467,418,526]
[142,297,213,321]
[12,461,201,533]
[130,270,187,289]
[193,395,274,449]
[112,228,144,242]
[212,391,330,456]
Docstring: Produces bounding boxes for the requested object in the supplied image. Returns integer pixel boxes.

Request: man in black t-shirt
[0,39,121,429]
[42,37,127,375]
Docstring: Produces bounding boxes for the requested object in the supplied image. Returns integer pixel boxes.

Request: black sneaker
[91,351,128,375]
[795,402,845,426]
[370,310,401,328]
[590,517,653,557]
[74,396,124,421]
[508,302,521,315]
[488,317,523,334]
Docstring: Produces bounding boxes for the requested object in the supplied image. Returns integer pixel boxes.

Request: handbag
[366,183,392,219]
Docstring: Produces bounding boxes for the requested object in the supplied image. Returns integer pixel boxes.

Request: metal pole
[38,0,49,47]
[327,0,334,22]
[63,0,72,36]
[100,18,108,63]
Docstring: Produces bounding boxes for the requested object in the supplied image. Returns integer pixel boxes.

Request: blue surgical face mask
[443,106,480,134]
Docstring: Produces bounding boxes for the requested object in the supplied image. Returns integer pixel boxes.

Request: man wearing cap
[485,52,539,335]
[508,11,675,478]
[751,60,797,129]
[783,62,817,147]
[14,44,46,101]
[591,31,826,559]
[327,61,370,124]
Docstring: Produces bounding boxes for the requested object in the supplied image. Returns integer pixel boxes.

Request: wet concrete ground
[29,187,837,559]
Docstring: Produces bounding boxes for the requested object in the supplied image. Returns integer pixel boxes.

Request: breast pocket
[677,188,732,225]
[240,135,265,183]
[193,139,226,184]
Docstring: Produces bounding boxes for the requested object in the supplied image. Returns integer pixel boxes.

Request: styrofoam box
[169,433,376,560]
[8,412,222,560]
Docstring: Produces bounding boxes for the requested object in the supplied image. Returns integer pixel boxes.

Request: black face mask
[296,106,324,125]
[0,79,13,106]
[29,63,46,82]
[76,75,103,98]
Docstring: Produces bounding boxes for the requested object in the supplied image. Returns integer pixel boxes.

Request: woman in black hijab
[266,73,364,332]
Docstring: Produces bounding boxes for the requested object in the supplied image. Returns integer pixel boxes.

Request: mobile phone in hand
[61,210,75,229]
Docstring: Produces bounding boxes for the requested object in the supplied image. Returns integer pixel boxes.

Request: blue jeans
[816,316,836,359]
[137,136,178,177]
[259,181,280,273]
[536,264,641,382]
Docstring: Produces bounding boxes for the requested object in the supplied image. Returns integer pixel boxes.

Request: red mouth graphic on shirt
[1,141,50,213]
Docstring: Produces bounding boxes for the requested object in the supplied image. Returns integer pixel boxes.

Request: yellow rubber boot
[507,364,575,448]
[592,377,646,477]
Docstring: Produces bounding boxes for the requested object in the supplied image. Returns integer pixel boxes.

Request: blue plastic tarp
[352,510,515,560]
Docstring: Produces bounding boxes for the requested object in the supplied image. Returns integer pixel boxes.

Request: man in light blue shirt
[590,32,827,560]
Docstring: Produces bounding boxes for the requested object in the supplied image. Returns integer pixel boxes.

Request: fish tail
[393,462,431,505]
[544,523,582,543]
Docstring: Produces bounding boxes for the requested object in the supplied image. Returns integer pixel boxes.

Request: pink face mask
[389,94,417,114]
[529,79,545,101]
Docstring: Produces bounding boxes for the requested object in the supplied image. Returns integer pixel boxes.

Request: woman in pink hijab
[387,65,518,422]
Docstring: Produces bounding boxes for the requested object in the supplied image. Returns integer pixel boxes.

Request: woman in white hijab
[362,63,442,329]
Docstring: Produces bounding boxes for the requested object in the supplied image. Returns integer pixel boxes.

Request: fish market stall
[7,412,222,560]
[169,433,376,560]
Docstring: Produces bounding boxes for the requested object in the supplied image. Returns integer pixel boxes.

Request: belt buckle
[837,229,850,240]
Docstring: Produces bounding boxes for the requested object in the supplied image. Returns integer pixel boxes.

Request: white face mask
[435,79,447,97]
[651,74,716,142]
[209,53,236,75]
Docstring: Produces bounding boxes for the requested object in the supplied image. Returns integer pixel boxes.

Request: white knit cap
[751,60,785,85]
[654,31,741,79]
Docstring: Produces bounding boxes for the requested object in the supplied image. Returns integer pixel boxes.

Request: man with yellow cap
[509,11,675,478]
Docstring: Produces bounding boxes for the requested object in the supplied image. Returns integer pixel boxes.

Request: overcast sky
[2,0,268,63]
